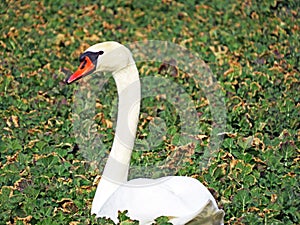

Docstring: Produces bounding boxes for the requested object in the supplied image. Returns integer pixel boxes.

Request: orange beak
[66,56,96,84]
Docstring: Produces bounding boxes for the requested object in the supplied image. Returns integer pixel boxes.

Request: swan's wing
[95,176,222,225]
[96,177,195,224]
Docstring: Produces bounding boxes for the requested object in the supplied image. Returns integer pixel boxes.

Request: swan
[66,41,225,225]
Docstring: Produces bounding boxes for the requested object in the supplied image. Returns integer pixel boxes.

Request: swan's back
[95,176,224,225]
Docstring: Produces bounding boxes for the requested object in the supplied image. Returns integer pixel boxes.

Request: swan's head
[66,41,133,84]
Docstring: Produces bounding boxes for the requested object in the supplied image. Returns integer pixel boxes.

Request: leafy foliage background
[0,0,299,224]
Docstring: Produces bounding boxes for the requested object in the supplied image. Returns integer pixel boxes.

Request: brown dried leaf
[248,207,260,212]
[196,134,208,140]
[56,198,73,204]
[6,115,19,128]
[70,222,80,225]
[271,193,277,203]
[62,201,78,213]
[93,175,101,186]
[221,152,234,160]
[6,152,19,163]
[15,215,32,225]
[230,158,239,170]
[104,119,113,128]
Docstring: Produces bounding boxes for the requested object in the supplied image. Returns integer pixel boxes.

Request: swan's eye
[79,54,85,62]
[99,51,104,55]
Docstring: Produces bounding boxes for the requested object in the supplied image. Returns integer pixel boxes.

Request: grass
[0,0,299,224]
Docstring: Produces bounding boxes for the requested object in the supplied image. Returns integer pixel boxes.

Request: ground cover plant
[0,0,299,224]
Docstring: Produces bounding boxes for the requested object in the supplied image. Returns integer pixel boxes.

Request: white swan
[66,41,225,225]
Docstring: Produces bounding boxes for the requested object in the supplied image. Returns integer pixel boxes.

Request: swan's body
[67,41,224,225]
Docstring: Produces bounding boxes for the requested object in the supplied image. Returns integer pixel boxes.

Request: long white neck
[91,60,141,214]
[103,62,141,181]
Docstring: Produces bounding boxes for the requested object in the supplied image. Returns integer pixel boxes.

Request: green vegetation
[0,0,299,224]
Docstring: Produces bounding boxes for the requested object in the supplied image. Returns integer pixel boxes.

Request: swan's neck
[102,62,141,182]
[91,61,140,214]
